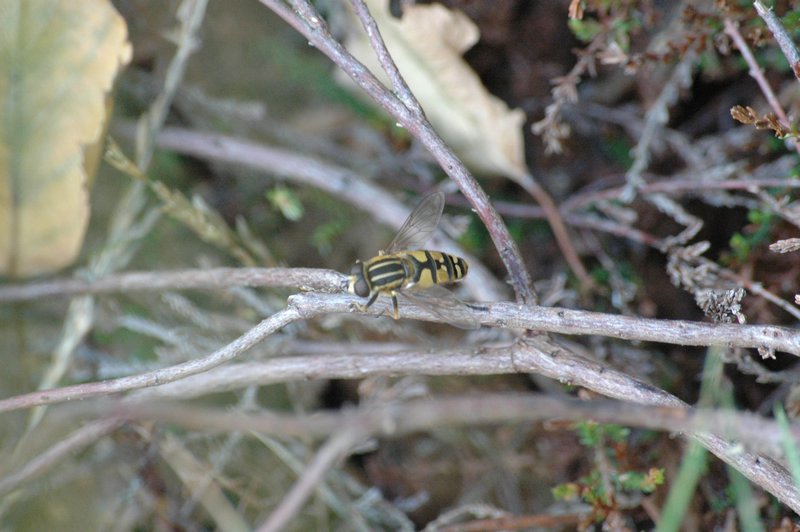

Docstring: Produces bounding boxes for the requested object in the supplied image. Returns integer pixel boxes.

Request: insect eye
[354,278,370,297]
[349,261,363,276]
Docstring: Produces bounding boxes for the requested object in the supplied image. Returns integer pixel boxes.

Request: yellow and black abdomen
[401,250,468,289]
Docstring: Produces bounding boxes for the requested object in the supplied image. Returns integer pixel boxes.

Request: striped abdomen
[399,250,468,290]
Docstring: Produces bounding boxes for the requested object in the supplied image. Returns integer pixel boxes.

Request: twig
[513,336,800,513]
[0,267,346,302]
[0,305,305,413]
[108,393,800,460]
[111,305,798,400]
[136,0,209,169]
[257,0,536,305]
[133,343,530,399]
[1,290,798,412]
[286,293,800,356]
[753,1,800,82]
[724,17,798,155]
[514,173,593,290]
[0,419,122,497]
[624,46,695,197]
[562,171,800,213]
[256,428,368,532]
[347,0,423,118]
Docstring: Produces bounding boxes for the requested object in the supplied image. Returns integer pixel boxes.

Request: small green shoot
[267,185,305,221]
[553,422,664,521]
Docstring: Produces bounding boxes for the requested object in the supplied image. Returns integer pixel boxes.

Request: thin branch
[514,172,593,290]
[4,322,799,510]
[136,0,209,169]
[256,428,367,532]
[257,0,536,305]
[131,344,527,400]
[349,0,589,293]
[286,293,800,356]
[624,46,696,197]
[1,290,797,413]
[515,336,800,513]
[0,305,305,413]
[0,419,122,497]
[111,305,798,400]
[0,267,345,302]
[108,393,800,460]
[724,17,797,154]
[347,0,424,118]
[753,1,800,82]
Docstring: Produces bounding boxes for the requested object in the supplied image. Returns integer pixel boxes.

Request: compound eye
[354,278,370,297]
[349,261,363,276]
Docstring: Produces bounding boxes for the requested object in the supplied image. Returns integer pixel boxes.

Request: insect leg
[354,292,380,314]
[365,292,379,309]
[391,292,399,319]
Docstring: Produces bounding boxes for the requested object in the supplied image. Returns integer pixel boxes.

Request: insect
[347,191,479,329]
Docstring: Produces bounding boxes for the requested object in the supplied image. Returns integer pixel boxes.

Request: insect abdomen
[404,251,468,289]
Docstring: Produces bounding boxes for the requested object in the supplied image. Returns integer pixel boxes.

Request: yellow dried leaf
[340,0,527,180]
[0,0,132,277]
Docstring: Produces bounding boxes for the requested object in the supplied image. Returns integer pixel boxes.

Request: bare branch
[347,0,424,118]
[754,1,800,82]
[724,17,798,155]
[1,288,797,414]
[514,172,593,290]
[286,293,800,356]
[108,394,800,462]
[513,336,800,513]
[256,428,367,532]
[0,419,121,498]
[134,344,527,399]
[123,306,797,401]
[0,267,345,302]
[0,305,305,413]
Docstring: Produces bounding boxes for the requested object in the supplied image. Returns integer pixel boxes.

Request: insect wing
[399,284,480,330]
[384,191,445,254]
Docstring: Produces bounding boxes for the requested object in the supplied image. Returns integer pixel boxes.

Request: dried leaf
[695,287,746,324]
[0,0,132,277]
[730,105,791,138]
[340,0,527,180]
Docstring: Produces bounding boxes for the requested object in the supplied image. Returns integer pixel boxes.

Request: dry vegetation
[3,0,800,529]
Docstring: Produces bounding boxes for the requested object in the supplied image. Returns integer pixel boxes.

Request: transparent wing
[399,284,480,330]
[384,191,445,254]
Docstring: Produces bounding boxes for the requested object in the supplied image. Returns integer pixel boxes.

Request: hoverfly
[347,191,479,329]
